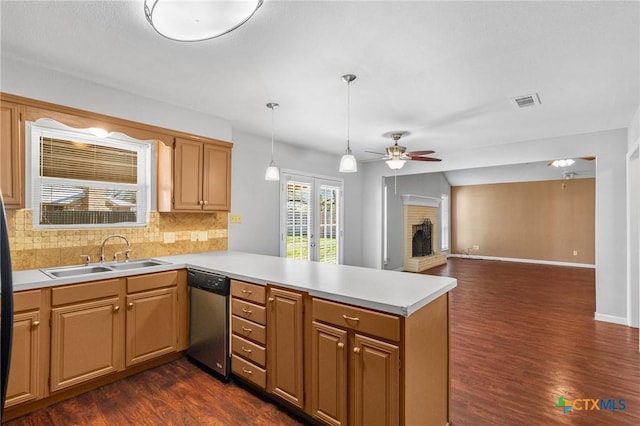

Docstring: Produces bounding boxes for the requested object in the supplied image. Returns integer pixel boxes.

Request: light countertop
[11,251,456,317]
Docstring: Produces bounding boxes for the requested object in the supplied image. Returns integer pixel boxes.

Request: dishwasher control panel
[187,269,230,294]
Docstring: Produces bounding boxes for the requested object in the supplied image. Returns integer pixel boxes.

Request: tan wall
[451,179,595,264]
[6,209,228,271]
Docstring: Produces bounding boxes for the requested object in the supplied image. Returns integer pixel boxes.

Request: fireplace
[402,194,447,272]
[412,219,433,257]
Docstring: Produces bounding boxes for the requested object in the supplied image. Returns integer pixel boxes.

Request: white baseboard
[594,312,629,326]
[447,254,595,269]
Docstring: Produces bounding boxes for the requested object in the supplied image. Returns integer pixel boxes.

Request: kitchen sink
[43,265,113,278]
[41,259,168,279]
[108,259,167,270]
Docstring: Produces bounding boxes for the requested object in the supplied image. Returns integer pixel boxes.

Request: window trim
[26,120,155,229]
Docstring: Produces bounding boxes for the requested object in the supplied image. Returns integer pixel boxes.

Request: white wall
[228,130,364,266]
[362,128,629,324]
[628,105,640,328]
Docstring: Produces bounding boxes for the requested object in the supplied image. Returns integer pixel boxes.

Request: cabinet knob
[203,200,208,206]
[128,302,134,309]
[353,347,361,354]
[114,306,120,312]
[337,342,344,349]
[199,200,204,205]
[268,297,275,303]
[32,321,40,327]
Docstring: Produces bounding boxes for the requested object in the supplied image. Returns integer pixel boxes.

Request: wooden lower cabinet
[267,287,304,409]
[311,321,347,426]
[4,290,47,408]
[125,287,177,366]
[352,334,399,426]
[50,295,124,392]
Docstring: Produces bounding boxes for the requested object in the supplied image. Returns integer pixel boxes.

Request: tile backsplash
[6,209,228,271]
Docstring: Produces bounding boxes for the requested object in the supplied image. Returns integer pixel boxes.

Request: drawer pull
[241,347,252,354]
[337,342,344,349]
[241,307,253,314]
[353,347,361,354]
[342,314,360,322]
[241,289,252,295]
[242,367,253,375]
[241,326,253,333]
[268,297,274,302]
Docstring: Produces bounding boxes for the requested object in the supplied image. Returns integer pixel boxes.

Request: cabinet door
[311,321,347,426]
[126,287,177,366]
[267,287,304,408]
[202,143,231,211]
[173,138,204,210]
[4,311,40,407]
[0,101,23,207]
[352,334,400,426]
[50,297,123,392]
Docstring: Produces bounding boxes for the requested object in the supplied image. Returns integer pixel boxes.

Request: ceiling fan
[366,132,441,170]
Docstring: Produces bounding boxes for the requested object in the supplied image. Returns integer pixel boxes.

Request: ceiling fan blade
[409,156,441,162]
[407,150,435,156]
[365,150,386,156]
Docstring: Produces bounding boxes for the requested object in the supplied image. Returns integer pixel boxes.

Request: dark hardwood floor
[5,258,639,425]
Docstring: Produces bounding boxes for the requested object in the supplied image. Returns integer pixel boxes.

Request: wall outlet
[230,214,242,224]
[472,245,480,250]
[163,232,175,244]
[573,250,578,256]
[198,231,208,241]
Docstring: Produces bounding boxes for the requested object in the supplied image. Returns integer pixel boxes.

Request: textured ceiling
[1,1,639,161]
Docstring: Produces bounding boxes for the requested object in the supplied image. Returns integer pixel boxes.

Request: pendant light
[339,74,358,173]
[144,0,263,42]
[265,102,280,181]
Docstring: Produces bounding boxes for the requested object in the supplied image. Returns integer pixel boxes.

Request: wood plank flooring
[4,258,639,425]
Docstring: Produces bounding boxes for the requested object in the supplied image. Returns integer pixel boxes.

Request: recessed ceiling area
[1,1,638,160]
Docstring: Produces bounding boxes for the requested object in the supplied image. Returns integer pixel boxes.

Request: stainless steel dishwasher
[187,268,230,380]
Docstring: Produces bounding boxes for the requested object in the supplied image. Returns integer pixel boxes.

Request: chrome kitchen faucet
[99,235,131,264]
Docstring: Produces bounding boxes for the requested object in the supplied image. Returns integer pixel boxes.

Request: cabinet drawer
[232,334,266,367]
[13,289,41,312]
[232,315,266,345]
[231,280,265,304]
[232,354,266,389]
[127,270,177,293]
[312,298,401,342]
[231,299,266,325]
[52,279,122,306]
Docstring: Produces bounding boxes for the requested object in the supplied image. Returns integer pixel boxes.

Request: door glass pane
[286,180,312,260]
[319,184,339,264]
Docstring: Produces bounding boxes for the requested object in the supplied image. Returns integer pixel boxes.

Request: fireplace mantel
[401,194,441,207]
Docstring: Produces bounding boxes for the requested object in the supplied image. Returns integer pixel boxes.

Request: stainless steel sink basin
[42,259,168,278]
[43,265,113,278]
[108,259,167,270]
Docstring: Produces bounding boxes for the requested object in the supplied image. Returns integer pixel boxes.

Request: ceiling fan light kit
[265,102,280,181]
[386,158,406,170]
[339,74,358,173]
[144,0,263,42]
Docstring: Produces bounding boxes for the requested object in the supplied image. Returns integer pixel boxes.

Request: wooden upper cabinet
[0,100,23,207]
[171,137,232,212]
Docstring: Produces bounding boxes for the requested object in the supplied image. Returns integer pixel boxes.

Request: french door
[280,172,343,264]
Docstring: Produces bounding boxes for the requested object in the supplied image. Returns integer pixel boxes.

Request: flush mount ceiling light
[144,0,263,42]
[339,74,358,173]
[550,158,575,168]
[265,102,280,181]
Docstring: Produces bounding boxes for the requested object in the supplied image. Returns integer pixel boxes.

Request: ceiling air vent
[511,93,541,108]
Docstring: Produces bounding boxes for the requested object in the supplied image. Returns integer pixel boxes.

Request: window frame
[26,120,154,229]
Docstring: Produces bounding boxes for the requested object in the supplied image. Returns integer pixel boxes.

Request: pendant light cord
[346,79,351,152]
[270,106,275,162]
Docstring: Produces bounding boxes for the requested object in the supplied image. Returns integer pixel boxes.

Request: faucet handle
[124,249,132,263]
[80,254,91,266]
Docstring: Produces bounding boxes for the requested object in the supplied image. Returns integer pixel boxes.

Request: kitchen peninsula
[7,251,456,426]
